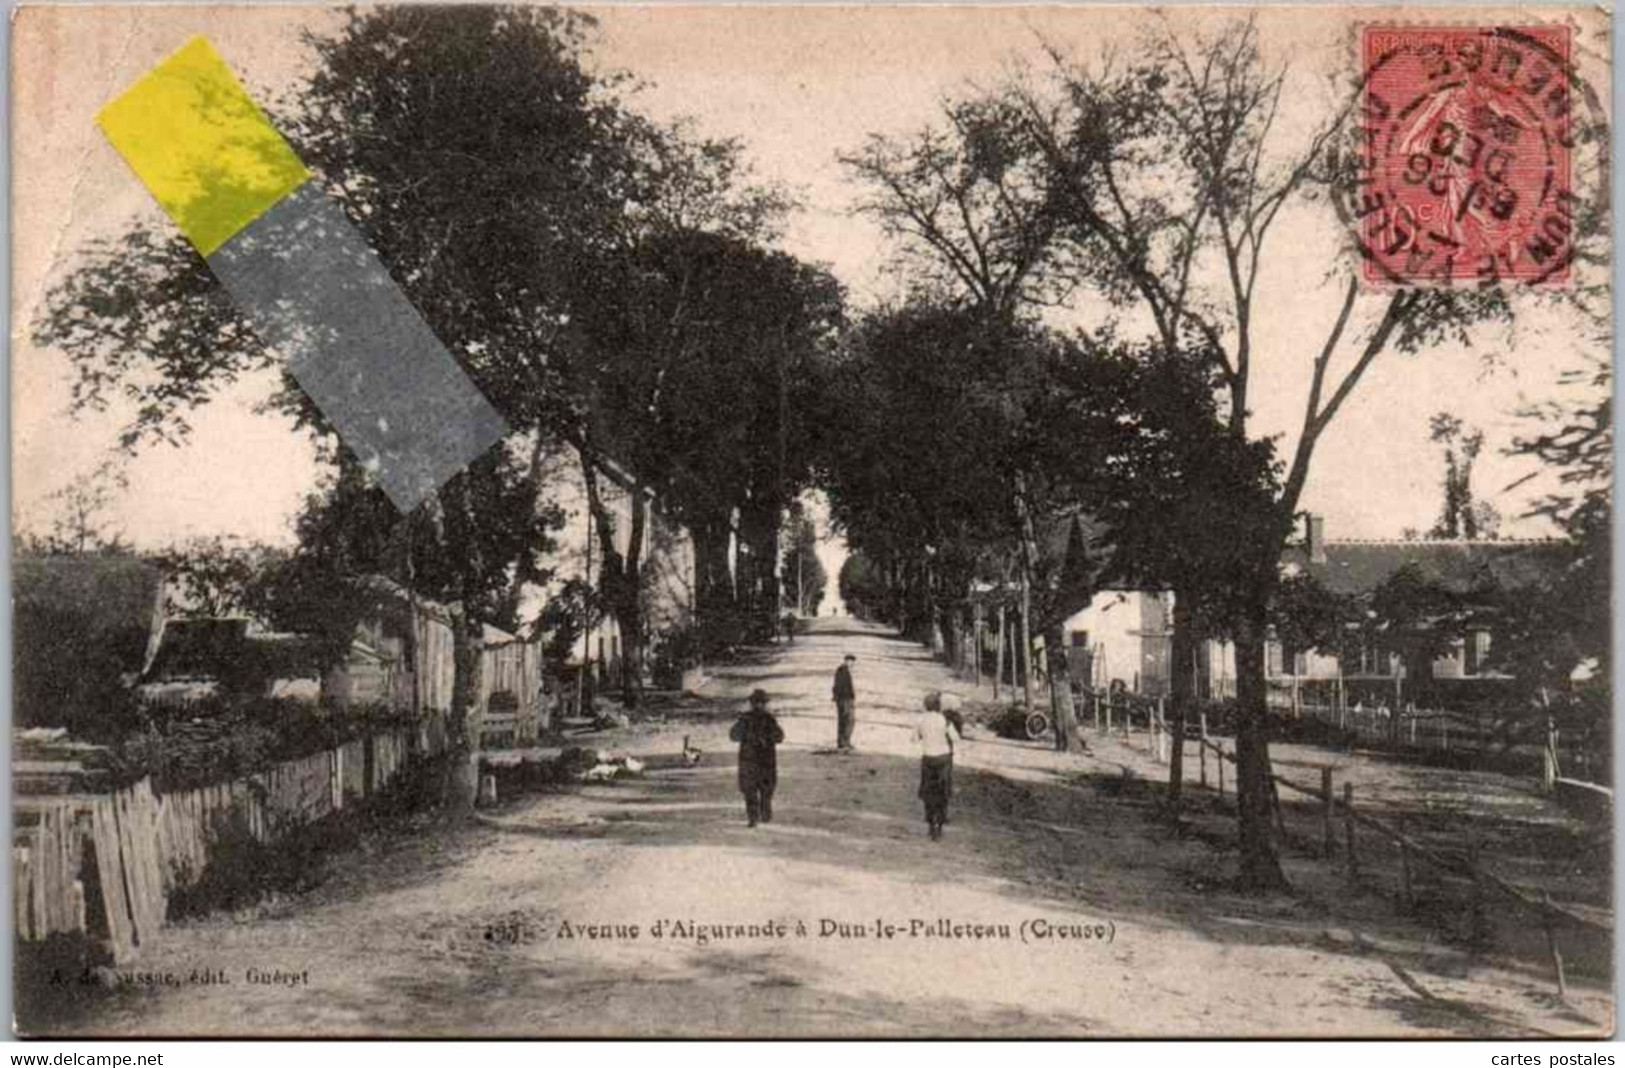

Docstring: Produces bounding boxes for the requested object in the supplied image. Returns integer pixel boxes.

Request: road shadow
[477,743,1609,1037]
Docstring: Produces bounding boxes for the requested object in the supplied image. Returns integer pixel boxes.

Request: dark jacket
[730,709,784,790]
[832,664,855,702]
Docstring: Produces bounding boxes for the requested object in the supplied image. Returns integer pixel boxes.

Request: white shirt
[914,710,960,758]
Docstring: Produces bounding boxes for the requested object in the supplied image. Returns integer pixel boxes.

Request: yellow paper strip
[97,37,310,256]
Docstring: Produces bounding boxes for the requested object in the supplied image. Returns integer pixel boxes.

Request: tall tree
[781,505,828,616]
[31,6,775,798]
[843,96,1070,319]
[819,302,1141,756]
[1490,351,1612,715]
[18,461,134,557]
[991,17,1596,888]
[573,228,843,674]
[850,15,1606,886]
[1082,348,1285,795]
[838,552,888,621]
[843,103,1092,746]
[1427,413,1500,540]
[158,536,285,618]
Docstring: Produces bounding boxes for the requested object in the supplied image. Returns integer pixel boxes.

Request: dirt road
[40,619,1612,1037]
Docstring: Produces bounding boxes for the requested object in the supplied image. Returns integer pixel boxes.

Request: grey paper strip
[208,183,507,511]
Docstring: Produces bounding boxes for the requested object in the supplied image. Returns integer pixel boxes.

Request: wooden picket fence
[13,728,415,963]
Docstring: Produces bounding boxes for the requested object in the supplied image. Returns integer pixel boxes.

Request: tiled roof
[1281,539,1571,598]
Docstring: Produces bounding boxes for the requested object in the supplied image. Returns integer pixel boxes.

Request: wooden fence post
[1200,738,1208,789]
[1343,782,1357,883]
[1543,891,1568,998]
[1398,835,1412,911]
[1542,712,1559,792]
[1217,744,1226,798]
[1320,767,1334,856]
[973,617,983,690]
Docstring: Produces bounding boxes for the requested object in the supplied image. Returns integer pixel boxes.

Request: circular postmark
[1337,23,1608,287]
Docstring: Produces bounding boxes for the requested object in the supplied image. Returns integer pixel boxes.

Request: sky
[11,5,1611,556]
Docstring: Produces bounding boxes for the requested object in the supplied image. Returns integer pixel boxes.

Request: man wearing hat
[730,689,785,827]
[832,654,857,751]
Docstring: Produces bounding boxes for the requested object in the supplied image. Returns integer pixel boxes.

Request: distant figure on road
[832,654,857,751]
[730,688,784,828]
[915,691,961,840]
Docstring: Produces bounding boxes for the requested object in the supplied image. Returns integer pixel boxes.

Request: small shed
[137,618,327,709]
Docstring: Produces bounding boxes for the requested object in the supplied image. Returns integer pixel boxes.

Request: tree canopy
[33,4,835,754]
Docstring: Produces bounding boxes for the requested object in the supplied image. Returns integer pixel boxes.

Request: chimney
[1306,514,1327,564]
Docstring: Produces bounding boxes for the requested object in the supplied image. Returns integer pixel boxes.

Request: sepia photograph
[8,3,1615,1039]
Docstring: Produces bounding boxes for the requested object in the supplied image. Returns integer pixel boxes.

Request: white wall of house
[529,443,697,674]
[643,507,698,639]
[1057,588,1485,700]
[1061,590,1170,693]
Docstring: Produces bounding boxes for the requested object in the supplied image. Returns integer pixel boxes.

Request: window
[1465,630,1490,675]
[1071,630,1090,647]
[1280,639,1301,677]
[1364,641,1389,676]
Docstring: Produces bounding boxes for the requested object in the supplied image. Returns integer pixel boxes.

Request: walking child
[730,688,785,827]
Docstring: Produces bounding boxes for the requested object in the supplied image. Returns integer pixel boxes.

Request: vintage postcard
[10,4,1614,1038]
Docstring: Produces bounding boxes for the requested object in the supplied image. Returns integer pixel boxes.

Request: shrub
[114,698,415,792]
[649,623,703,688]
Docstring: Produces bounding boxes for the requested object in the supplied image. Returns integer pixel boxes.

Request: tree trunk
[442,600,482,816]
[1019,584,1034,706]
[994,607,1005,699]
[753,512,782,641]
[1045,619,1083,752]
[914,561,935,646]
[692,516,731,625]
[1233,596,1289,892]
[619,491,647,706]
[735,499,779,642]
[1167,595,1195,809]
[579,446,645,708]
[938,604,959,669]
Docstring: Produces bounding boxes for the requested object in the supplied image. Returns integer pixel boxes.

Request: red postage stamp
[1354,24,1578,287]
